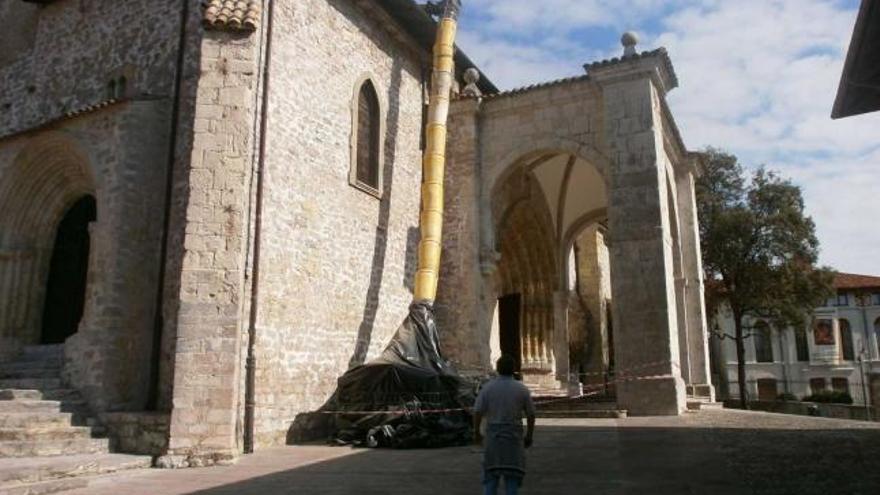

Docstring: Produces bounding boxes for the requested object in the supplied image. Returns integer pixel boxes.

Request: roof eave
[832,0,880,119]
[372,0,499,94]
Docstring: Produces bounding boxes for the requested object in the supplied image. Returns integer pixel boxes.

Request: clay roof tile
[203,0,260,32]
[833,272,880,290]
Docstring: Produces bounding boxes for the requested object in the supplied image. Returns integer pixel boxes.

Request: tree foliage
[696,148,833,408]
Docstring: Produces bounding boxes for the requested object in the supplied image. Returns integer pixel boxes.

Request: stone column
[675,276,692,386]
[676,166,715,400]
[436,98,489,373]
[553,291,570,384]
[589,44,686,415]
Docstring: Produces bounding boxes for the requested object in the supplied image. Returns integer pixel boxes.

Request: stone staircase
[686,396,725,412]
[0,345,151,495]
[534,395,627,419]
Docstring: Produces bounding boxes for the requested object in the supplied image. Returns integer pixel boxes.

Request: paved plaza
[62,410,880,495]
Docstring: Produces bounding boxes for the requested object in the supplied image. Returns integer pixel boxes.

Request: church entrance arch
[0,133,96,353]
[40,195,96,344]
[488,146,608,390]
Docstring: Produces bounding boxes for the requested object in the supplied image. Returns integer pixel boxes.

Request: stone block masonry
[248,0,426,447]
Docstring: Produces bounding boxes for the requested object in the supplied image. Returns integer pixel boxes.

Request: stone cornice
[584,48,679,96]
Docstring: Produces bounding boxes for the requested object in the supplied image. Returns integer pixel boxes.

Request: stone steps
[686,399,725,412]
[0,370,59,380]
[534,396,625,418]
[0,380,62,392]
[536,401,622,412]
[0,414,75,430]
[0,427,96,443]
[0,438,109,458]
[0,402,74,415]
[0,346,111,467]
[535,409,627,419]
[0,453,151,495]
[0,391,78,402]
[18,346,63,362]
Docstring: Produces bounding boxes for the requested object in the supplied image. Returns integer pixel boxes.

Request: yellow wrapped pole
[414,0,461,302]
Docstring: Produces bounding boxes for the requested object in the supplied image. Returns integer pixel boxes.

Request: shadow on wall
[347,56,405,370]
[184,423,880,494]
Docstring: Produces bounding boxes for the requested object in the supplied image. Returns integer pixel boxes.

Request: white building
[712,273,880,409]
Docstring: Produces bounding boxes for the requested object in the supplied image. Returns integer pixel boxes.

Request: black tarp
[318,302,476,448]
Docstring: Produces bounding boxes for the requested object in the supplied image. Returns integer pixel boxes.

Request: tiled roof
[468,74,590,101]
[584,48,679,89]
[203,0,261,32]
[833,272,880,290]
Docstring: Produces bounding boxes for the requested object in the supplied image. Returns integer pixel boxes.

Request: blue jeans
[483,472,521,495]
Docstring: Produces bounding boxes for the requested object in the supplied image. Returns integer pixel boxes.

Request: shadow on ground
[185,420,880,495]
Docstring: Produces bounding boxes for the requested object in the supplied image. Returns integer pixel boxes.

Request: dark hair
[496,355,516,376]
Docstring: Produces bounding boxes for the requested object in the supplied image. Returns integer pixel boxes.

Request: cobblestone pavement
[65,410,880,495]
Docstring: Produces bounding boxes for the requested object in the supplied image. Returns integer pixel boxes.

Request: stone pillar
[435,98,488,374]
[163,28,261,463]
[589,47,686,415]
[676,166,715,400]
[553,291,570,384]
[675,276,692,386]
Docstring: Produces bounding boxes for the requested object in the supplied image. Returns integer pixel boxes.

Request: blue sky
[457,0,880,276]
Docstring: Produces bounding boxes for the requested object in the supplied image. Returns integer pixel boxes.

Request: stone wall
[249,0,427,447]
[0,101,171,412]
[0,0,182,137]
[0,0,192,415]
[164,21,261,459]
[100,412,170,456]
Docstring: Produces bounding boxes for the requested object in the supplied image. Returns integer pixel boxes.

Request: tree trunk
[732,309,749,410]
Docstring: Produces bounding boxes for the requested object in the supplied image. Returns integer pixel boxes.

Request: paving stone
[0,452,152,486]
[60,412,880,495]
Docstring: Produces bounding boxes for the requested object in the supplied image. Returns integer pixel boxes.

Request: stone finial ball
[621,31,639,48]
[463,67,480,84]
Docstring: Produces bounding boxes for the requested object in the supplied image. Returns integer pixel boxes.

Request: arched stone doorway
[488,150,608,390]
[0,133,96,356]
[40,195,96,344]
[440,43,715,414]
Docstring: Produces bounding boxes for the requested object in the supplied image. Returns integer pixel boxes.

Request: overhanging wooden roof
[832,0,880,119]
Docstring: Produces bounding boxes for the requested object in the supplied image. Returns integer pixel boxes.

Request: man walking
[473,355,536,495]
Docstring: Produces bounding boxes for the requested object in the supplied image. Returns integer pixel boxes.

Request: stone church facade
[0,0,713,465]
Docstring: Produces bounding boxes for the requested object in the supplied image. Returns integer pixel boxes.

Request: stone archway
[441,44,713,414]
[0,133,96,355]
[487,148,609,390]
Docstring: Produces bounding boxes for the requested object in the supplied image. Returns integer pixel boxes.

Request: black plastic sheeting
[321,302,476,448]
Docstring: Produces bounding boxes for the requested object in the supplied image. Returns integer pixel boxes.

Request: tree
[696,148,833,409]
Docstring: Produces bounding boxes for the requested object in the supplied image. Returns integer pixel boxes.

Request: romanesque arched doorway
[0,133,95,355]
[40,195,96,344]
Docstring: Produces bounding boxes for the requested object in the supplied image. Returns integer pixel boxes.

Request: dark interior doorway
[498,293,522,373]
[40,195,96,344]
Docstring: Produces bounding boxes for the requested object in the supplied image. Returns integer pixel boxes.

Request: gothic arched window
[351,79,381,194]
